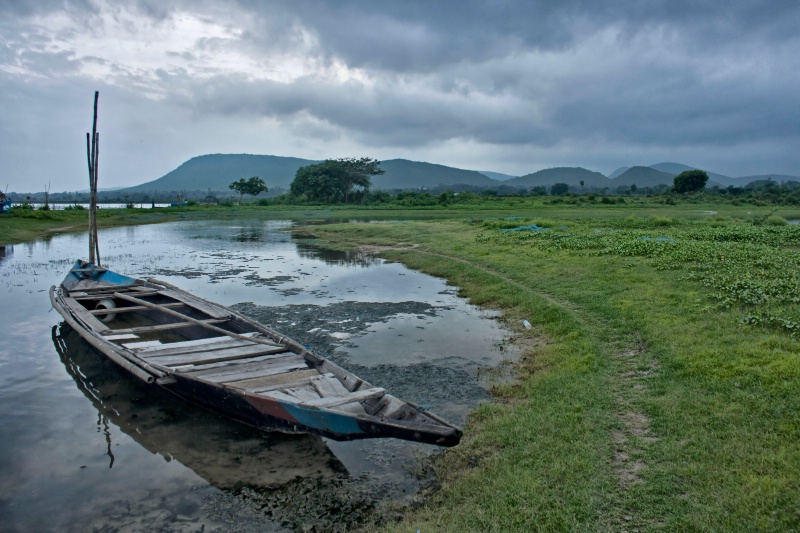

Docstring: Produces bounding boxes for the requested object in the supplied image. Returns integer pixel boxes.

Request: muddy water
[0,220,517,532]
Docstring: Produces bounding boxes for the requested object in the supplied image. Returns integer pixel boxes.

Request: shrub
[766,215,788,226]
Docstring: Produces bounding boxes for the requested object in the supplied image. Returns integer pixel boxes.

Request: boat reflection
[52,324,348,490]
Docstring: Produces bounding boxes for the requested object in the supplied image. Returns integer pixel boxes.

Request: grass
[5,200,800,530]
[3,198,798,246]
[300,214,800,532]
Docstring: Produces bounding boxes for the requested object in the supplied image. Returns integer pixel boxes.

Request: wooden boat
[52,324,348,488]
[50,260,462,447]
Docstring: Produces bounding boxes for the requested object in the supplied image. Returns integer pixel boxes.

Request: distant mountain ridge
[116,153,800,194]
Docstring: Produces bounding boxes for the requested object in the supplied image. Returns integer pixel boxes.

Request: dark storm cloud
[236,0,800,71]
[2,0,800,192]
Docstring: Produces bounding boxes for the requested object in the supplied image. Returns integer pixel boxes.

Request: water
[0,219,516,531]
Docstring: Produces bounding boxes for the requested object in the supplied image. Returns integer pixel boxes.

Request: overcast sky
[2,0,799,192]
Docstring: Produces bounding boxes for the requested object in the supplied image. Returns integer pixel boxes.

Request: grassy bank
[301,213,800,531]
[3,198,797,247]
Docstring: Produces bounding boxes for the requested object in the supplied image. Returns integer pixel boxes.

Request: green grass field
[4,200,799,531]
[301,211,800,532]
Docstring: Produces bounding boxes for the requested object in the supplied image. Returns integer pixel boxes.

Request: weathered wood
[300,387,386,408]
[114,292,286,349]
[90,302,185,315]
[177,352,300,377]
[75,290,158,301]
[209,361,309,384]
[157,288,231,319]
[246,372,335,394]
[111,318,228,335]
[283,386,322,403]
[61,295,112,333]
[147,344,288,367]
[173,353,275,373]
[228,368,321,391]
[311,374,350,398]
[133,334,281,358]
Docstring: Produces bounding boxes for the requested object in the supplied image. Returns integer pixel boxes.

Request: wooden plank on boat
[177,352,301,377]
[210,361,310,384]
[310,374,350,397]
[140,341,285,361]
[111,318,228,335]
[283,386,322,403]
[75,290,158,301]
[89,302,185,315]
[132,333,280,357]
[246,372,336,394]
[228,368,320,391]
[114,292,284,349]
[146,344,288,367]
[61,296,112,333]
[300,387,386,408]
[103,333,140,341]
[158,288,231,319]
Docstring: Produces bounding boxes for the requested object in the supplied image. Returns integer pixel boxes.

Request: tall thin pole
[86,91,100,266]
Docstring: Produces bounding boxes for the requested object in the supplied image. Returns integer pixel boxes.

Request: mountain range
[118,154,800,194]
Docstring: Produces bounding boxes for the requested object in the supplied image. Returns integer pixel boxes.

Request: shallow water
[0,219,516,531]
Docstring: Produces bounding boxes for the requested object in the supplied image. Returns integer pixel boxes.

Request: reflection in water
[52,324,347,490]
[295,240,381,267]
[0,245,11,263]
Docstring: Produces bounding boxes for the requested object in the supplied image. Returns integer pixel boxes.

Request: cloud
[1,0,800,193]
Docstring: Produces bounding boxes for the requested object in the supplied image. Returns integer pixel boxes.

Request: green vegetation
[228,176,268,201]
[674,169,709,193]
[290,157,384,203]
[4,196,800,529]
[299,212,800,531]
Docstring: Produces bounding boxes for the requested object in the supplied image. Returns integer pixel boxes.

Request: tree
[229,176,268,202]
[551,182,569,196]
[290,158,384,204]
[673,170,708,193]
[333,157,385,203]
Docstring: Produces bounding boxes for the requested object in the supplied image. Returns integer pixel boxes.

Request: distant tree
[291,161,346,203]
[673,170,708,193]
[580,180,585,192]
[630,184,638,195]
[335,157,385,203]
[229,176,268,202]
[551,182,570,196]
[290,158,384,204]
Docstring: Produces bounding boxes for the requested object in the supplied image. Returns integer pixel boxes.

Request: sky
[1,0,799,193]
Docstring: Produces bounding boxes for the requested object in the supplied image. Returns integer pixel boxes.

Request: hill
[649,162,732,186]
[373,159,497,189]
[505,167,608,189]
[479,170,517,181]
[118,154,498,194]
[608,167,630,179]
[610,166,674,187]
[122,154,319,193]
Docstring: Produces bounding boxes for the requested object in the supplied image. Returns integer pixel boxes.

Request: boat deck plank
[157,288,232,319]
[110,318,228,335]
[310,374,351,397]
[171,352,292,373]
[300,387,386,408]
[144,344,289,366]
[228,368,321,392]
[131,332,280,357]
[209,361,310,384]
[180,353,303,379]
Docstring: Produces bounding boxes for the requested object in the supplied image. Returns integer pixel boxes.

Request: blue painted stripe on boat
[281,404,365,436]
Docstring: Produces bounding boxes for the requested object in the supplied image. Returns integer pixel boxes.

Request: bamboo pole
[86,91,100,265]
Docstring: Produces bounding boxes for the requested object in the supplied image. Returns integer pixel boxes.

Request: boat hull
[51,260,462,447]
